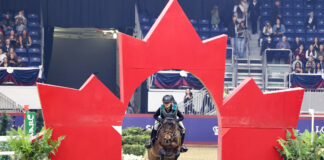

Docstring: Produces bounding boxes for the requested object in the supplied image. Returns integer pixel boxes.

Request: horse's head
[161,117,177,144]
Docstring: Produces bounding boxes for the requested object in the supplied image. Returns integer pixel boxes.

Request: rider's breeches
[153,120,160,130]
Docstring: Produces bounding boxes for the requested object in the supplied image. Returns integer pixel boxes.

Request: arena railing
[177,87,216,115]
[264,49,292,89]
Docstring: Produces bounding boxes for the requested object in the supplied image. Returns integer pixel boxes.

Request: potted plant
[276,129,324,160]
[7,127,65,160]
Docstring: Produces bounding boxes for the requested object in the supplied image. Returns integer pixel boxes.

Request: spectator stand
[0,11,43,85]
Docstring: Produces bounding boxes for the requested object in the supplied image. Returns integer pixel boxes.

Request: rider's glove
[158,118,163,122]
[176,119,180,122]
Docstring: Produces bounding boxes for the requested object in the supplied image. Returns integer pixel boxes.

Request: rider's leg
[145,120,160,148]
[178,121,188,152]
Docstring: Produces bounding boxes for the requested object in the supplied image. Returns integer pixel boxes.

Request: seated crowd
[260,0,324,74]
[0,10,33,67]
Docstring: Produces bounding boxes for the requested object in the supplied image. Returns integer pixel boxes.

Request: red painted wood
[37,76,126,160]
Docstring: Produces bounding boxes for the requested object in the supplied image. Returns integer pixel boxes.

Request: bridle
[162,119,179,144]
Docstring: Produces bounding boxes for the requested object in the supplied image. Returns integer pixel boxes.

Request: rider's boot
[180,132,188,152]
[145,129,157,148]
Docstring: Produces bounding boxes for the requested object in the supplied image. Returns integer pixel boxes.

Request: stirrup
[180,146,188,152]
[145,141,152,149]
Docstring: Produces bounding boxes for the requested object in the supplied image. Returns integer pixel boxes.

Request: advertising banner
[123,115,324,144]
[26,112,36,136]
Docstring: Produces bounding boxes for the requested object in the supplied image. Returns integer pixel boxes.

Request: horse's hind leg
[160,149,166,160]
[174,151,180,160]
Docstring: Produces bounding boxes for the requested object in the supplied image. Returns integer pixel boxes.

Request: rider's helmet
[162,95,172,103]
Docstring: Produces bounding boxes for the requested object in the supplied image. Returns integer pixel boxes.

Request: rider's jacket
[153,104,184,121]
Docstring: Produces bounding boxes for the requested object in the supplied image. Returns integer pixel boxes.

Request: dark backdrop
[136,0,237,27]
[41,0,135,31]
[0,0,40,13]
[47,30,118,96]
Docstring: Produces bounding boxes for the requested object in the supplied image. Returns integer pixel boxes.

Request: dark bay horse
[148,117,182,160]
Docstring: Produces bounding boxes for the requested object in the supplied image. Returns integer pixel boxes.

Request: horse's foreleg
[174,150,180,160]
[160,148,166,160]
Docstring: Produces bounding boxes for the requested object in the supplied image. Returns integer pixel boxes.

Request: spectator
[292,55,303,72]
[262,21,273,37]
[0,48,6,64]
[307,56,316,68]
[228,16,238,54]
[262,37,274,53]
[234,0,248,24]
[0,57,8,67]
[271,0,282,24]
[294,44,306,62]
[19,29,32,49]
[5,30,17,47]
[0,31,4,49]
[3,39,12,53]
[7,49,17,67]
[223,84,229,98]
[318,44,324,58]
[15,10,27,35]
[316,62,323,74]
[276,35,290,49]
[313,37,319,51]
[184,88,194,114]
[305,60,315,74]
[273,19,285,37]
[248,0,260,34]
[318,55,324,70]
[292,37,303,53]
[293,61,303,73]
[306,11,317,30]
[16,57,25,67]
[211,5,220,28]
[236,21,248,58]
[275,35,290,63]
[306,44,318,59]
[1,12,14,34]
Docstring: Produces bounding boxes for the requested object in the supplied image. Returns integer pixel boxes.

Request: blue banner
[0,68,39,85]
[123,115,324,144]
[291,74,324,89]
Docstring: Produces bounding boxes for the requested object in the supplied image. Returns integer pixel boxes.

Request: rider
[145,95,188,152]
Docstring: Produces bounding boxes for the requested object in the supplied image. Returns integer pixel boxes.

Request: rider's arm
[177,110,184,121]
[153,108,161,120]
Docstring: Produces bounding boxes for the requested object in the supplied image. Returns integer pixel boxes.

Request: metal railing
[264,49,292,89]
[177,88,216,115]
[0,92,23,112]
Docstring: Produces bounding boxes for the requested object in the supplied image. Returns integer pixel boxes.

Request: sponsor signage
[26,112,36,136]
[123,115,324,144]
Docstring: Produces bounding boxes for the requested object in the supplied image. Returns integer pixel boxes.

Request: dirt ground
[145,145,218,160]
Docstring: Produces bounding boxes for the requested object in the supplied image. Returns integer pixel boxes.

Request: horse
[148,117,182,160]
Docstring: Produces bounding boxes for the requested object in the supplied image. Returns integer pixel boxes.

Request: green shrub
[7,127,65,160]
[0,112,11,136]
[0,142,11,160]
[122,127,149,136]
[122,127,151,157]
[122,135,150,145]
[276,129,324,160]
[122,144,146,156]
